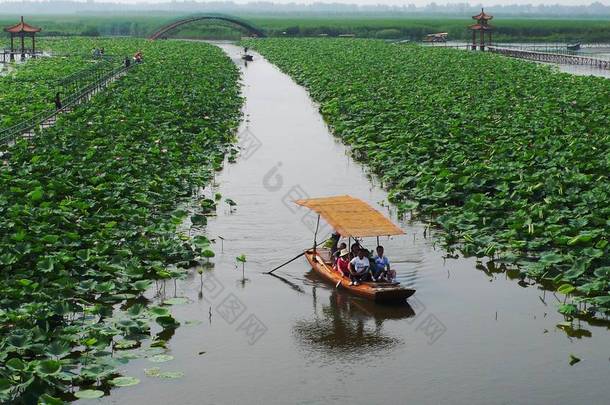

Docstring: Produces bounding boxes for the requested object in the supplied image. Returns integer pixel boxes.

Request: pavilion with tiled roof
[469,9,493,51]
[3,16,42,61]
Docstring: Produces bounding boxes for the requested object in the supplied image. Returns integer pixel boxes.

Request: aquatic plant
[245,38,610,318]
[0,38,145,131]
[0,39,241,402]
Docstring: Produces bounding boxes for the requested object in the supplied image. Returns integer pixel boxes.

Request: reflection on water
[293,271,414,360]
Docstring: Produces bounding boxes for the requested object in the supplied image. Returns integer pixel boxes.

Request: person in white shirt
[349,248,370,286]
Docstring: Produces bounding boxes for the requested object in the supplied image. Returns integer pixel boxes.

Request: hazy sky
[31,0,609,5]
[135,0,603,4]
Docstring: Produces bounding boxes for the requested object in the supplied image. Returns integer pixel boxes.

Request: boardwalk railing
[0,62,136,145]
[488,46,610,70]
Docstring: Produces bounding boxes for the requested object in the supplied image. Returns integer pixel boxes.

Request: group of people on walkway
[329,233,397,286]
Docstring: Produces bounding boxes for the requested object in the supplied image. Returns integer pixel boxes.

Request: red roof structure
[472,9,494,21]
[4,16,41,34]
[468,9,494,50]
[3,16,42,61]
[468,24,493,31]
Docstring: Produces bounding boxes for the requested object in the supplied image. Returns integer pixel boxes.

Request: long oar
[265,239,328,275]
[268,272,306,294]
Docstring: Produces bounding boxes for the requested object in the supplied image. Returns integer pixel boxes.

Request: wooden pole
[10,34,14,61]
[313,214,320,253]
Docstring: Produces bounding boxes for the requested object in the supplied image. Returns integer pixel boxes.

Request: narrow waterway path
[100,43,610,405]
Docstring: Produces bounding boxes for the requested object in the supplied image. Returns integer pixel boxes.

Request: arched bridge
[149,14,265,40]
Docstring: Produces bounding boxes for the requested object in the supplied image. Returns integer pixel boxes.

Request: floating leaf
[110,376,140,387]
[38,394,65,405]
[148,354,174,363]
[142,347,165,357]
[144,367,161,377]
[158,371,184,379]
[149,306,170,317]
[114,340,139,350]
[163,297,189,306]
[74,389,104,399]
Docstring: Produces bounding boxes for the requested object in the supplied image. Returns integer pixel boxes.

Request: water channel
[98,43,610,405]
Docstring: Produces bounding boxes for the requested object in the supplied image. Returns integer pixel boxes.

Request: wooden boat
[304,248,415,302]
[567,42,581,51]
[296,195,416,303]
[423,32,448,43]
[242,54,254,61]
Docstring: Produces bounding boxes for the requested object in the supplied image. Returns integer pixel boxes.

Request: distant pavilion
[469,9,493,51]
[3,16,42,61]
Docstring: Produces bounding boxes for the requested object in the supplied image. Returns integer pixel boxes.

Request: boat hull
[304,250,415,303]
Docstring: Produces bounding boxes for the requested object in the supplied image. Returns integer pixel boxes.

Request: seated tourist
[350,242,361,259]
[332,242,347,263]
[349,248,370,286]
[373,245,396,282]
[334,248,350,278]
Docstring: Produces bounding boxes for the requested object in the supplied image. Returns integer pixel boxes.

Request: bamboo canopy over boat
[295,195,404,238]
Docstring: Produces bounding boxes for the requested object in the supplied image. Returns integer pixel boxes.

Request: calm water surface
[99,44,610,405]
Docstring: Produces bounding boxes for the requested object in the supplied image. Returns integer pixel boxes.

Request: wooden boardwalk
[0,63,135,147]
[488,46,610,70]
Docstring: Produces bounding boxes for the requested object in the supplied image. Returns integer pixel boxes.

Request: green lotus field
[244,38,610,316]
[0,38,145,130]
[0,39,241,403]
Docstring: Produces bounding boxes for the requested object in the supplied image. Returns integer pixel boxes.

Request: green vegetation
[245,38,610,317]
[248,16,610,42]
[1,14,609,42]
[0,39,241,402]
[0,57,91,129]
[0,38,143,131]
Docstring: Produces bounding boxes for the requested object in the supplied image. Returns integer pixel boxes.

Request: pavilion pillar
[9,34,14,61]
[472,30,476,50]
[32,34,35,58]
[20,33,25,61]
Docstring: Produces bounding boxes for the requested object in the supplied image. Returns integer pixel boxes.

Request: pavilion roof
[469,23,494,31]
[4,16,41,34]
[472,8,493,21]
